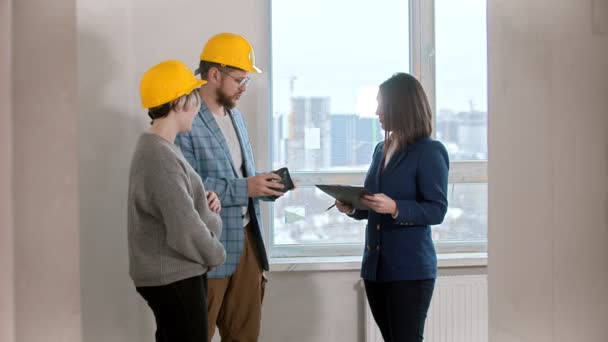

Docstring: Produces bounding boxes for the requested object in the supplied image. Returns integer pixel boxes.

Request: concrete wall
[488,1,608,341]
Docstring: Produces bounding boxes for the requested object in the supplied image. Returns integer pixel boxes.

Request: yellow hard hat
[199,33,262,73]
[139,60,206,109]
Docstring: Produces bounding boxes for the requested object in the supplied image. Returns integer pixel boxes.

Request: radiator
[364,275,488,342]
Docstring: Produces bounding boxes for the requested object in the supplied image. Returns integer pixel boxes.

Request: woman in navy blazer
[336,73,449,342]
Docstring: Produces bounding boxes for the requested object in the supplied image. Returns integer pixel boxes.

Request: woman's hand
[361,193,397,216]
[335,200,354,214]
[206,191,221,213]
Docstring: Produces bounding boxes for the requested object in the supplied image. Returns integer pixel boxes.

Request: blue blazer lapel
[382,138,428,176]
[198,104,239,177]
[368,142,407,192]
[382,149,407,176]
[384,138,420,173]
[367,145,383,193]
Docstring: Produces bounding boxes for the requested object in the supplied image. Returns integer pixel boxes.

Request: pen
[325,203,336,211]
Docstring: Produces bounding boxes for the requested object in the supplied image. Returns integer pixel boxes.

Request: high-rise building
[330,114,380,168]
[286,97,331,170]
[273,97,383,171]
[437,109,488,160]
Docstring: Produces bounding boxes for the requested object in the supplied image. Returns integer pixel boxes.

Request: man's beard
[216,88,237,109]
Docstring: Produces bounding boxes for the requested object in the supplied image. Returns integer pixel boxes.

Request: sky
[271,0,487,116]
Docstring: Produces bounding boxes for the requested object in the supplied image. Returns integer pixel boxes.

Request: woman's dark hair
[148,103,172,123]
[379,73,433,153]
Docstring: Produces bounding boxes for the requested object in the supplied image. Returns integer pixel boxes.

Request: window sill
[269,253,487,272]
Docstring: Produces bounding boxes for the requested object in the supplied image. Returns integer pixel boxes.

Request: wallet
[269,167,295,200]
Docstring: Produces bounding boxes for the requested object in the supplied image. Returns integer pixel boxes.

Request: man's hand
[335,200,354,214]
[206,191,221,213]
[247,173,285,198]
[361,193,397,215]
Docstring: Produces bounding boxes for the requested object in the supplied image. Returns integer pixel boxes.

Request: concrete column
[12,0,81,340]
[0,0,15,341]
[488,1,608,341]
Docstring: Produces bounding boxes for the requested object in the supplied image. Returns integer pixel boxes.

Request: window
[433,0,488,252]
[270,0,487,258]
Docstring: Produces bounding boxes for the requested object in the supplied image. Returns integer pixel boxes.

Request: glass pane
[435,0,488,161]
[433,183,487,243]
[273,186,366,245]
[272,183,487,247]
[271,0,409,171]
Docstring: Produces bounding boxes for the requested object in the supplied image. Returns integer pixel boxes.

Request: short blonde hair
[172,89,201,113]
[148,89,201,122]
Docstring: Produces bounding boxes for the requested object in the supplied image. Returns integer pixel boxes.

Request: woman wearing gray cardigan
[128,60,226,342]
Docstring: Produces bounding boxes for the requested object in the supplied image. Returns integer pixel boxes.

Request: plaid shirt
[175,102,269,278]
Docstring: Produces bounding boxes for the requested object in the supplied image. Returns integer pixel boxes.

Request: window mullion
[290,172,366,187]
[411,0,437,131]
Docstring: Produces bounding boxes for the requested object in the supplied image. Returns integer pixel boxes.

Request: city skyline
[269,0,488,246]
[271,0,487,115]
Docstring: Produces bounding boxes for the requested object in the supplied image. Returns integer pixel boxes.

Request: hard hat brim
[195,65,262,74]
[190,79,207,90]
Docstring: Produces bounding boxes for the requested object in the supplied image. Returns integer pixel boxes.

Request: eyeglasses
[218,68,252,88]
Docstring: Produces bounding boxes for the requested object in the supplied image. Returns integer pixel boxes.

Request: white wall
[262,271,363,342]
[488,1,608,341]
[76,0,271,341]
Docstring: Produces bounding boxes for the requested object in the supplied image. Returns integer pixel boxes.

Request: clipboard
[315,184,372,210]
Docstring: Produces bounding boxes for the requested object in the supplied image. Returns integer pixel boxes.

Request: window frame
[266,0,488,259]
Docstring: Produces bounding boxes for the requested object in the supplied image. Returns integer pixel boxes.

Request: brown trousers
[207,224,267,342]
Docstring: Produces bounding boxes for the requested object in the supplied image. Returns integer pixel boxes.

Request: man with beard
[175,32,285,342]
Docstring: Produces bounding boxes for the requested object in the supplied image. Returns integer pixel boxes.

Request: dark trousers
[136,274,208,342]
[364,278,435,342]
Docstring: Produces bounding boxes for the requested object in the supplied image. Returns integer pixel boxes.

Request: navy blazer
[351,137,449,282]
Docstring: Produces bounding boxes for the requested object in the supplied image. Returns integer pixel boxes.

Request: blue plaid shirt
[175,102,269,278]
